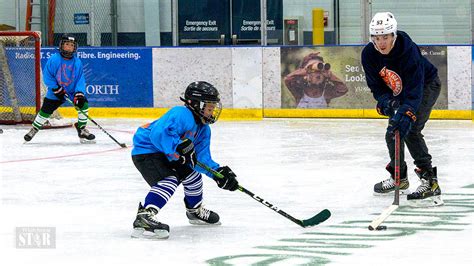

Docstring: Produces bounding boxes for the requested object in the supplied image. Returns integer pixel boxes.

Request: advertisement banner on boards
[41,47,153,107]
[281,46,448,109]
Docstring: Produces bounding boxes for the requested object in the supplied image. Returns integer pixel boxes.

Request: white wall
[150,46,472,110]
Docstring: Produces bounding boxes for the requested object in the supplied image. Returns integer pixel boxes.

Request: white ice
[1,118,473,265]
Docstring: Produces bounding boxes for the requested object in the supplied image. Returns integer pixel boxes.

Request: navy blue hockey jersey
[361,31,438,111]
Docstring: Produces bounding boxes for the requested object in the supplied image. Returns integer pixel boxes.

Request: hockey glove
[215,166,239,191]
[73,92,87,108]
[52,86,66,100]
[176,138,197,168]
[376,95,399,117]
[387,105,417,139]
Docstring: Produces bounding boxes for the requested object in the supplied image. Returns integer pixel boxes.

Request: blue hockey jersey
[361,31,438,111]
[43,52,86,100]
[132,106,219,177]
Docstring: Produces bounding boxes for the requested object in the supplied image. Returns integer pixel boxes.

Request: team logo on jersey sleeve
[379,66,402,96]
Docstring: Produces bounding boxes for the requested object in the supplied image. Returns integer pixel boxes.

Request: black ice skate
[131,203,170,239]
[24,127,39,142]
[74,123,96,143]
[407,167,443,207]
[374,165,410,195]
[186,203,221,225]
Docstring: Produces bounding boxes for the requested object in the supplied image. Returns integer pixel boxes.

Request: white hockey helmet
[369,12,397,36]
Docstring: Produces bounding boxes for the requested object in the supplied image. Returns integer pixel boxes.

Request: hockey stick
[65,96,127,148]
[197,161,331,228]
[369,130,400,230]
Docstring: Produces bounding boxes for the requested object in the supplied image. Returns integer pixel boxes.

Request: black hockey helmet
[59,33,78,59]
[181,81,222,124]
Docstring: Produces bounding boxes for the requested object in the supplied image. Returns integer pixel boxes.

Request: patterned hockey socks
[77,102,89,129]
[144,170,203,209]
[32,110,51,130]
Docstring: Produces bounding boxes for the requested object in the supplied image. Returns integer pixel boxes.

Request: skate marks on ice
[1,145,127,164]
[206,188,474,265]
[2,124,131,148]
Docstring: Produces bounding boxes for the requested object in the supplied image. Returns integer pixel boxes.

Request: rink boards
[6,45,472,119]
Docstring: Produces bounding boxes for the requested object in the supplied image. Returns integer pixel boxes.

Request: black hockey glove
[376,96,399,117]
[176,138,197,168]
[52,86,66,100]
[73,92,87,108]
[387,105,417,139]
[214,166,239,191]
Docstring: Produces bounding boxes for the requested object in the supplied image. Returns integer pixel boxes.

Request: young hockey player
[23,34,95,143]
[361,12,443,205]
[131,81,239,239]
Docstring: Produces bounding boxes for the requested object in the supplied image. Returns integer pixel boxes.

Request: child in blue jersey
[24,34,95,143]
[131,81,239,239]
[361,12,442,206]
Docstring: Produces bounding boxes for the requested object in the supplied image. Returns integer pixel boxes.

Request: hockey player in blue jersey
[131,81,239,239]
[361,12,442,206]
[24,34,95,143]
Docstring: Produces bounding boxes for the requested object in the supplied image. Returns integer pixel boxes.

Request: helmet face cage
[183,81,222,124]
[195,100,222,124]
[59,35,78,59]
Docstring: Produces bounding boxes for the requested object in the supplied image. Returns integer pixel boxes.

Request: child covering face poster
[280,46,447,109]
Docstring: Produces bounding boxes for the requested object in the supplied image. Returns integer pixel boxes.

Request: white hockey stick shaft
[369,204,398,229]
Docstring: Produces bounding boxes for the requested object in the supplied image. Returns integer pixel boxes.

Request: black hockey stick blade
[300,209,331,227]
[65,96,127,148]
[196,161,331,228]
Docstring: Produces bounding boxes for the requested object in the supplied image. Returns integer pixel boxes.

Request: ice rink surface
[1,118,473,265]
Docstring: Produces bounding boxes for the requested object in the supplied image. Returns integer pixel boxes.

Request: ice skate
[186,203,221,225]
[407,167,443,207]
[131,203,170,239]
[373,165,410,195]
[23,127,39,142]
[74,122,96,144]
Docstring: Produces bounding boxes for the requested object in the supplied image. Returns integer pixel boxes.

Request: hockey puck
[368,225,387,231]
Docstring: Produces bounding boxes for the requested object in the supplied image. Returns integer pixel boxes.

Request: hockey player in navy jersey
[131,81,239,239]
[24,34,95,143]
[361,12,442,206]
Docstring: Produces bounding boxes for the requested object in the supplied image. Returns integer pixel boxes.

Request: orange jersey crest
[379,66,402,96]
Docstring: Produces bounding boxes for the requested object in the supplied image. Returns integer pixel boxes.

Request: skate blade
[373,189,411,196]
[131,228,169,239]
[407,195,444,208]
[188,219,222,226]
[79,138,96,144]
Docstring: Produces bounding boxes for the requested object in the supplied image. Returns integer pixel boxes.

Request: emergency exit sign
[74,13,89,25]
